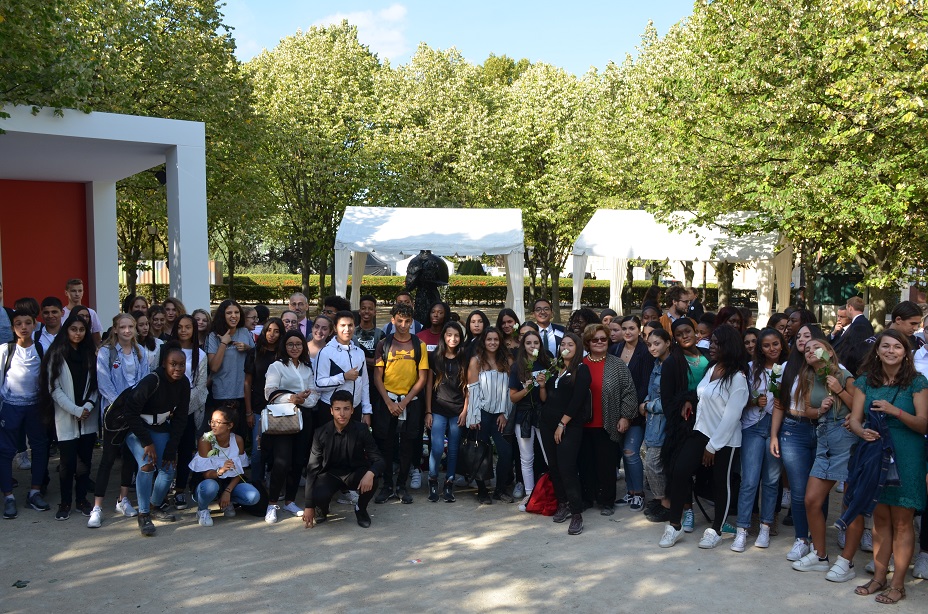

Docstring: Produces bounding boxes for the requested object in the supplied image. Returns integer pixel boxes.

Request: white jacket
[49,362,100,441]
[313,338,372,414]
[695,369,749,453]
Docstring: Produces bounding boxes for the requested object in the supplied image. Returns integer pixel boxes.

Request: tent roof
[335,206,524,258]
[571,210,779,262]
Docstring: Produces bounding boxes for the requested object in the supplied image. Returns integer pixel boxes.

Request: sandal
[875,585,905,605]
[854,579,886,596]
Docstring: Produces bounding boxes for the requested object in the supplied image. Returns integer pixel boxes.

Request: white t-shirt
[0,344,42,404]
[37,326,58,352]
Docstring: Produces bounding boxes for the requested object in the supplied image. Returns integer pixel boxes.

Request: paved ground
[0,457,925,613]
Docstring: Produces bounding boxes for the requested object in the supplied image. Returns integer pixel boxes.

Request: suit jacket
[834,315,874,376]
[537,323,565,356]
[305,420,384,506]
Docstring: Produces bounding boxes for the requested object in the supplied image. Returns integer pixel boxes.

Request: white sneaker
[518,495,531,512]
[512,482,525,499]
[87,506,103,528]
[336,490,360,505]
[410,468,422,489]
[222,505,236,518]
[659,524,684,548]
[911,551,928,579]
[792,550,829,572]
[682,509,695,533]
[754,524,771,548]
[115,497,138,517]
[859,528,873,552]
[14,451,31,470]
[836,481,845,493]
[865,554,895,574]
[786,538,810,561]
[825,556,856,582]
[699,528,722,549]
[265,505,279,524]
[197,509,213,527]
[837,527,846,549]
[616,468,625,481]
[731,527,748,552]
[781,488,791,508]
[282,502,303,517]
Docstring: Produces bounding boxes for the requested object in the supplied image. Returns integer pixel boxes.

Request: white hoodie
[314,337,372,414]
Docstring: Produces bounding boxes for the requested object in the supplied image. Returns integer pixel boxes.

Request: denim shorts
[809,419,857,483]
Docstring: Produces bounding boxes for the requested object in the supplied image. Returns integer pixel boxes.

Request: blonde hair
[105,313,144,363]
[794,338,845,413]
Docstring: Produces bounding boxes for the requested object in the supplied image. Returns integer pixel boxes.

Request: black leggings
[372,397,422,488]
[539,415,584,514]
[93,429,137,499]
[59,434,96,506]
[311,469,377,513]
[579,428,619,507]
[668,431,735,534]
[263,432,302,503]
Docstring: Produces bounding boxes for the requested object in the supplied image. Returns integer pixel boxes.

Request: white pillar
[165,144,209,311]
[334,248,350,304]
[571,255,588,310]
[85,181,120,324]
[350,251,366,309]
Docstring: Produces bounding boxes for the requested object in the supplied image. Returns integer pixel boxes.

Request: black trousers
[93,428,137,499]
[59,433,96,506]
[579,428,619,508]
[539,412,584,514]
[668,430,736,534]
[311,469,377,513]
[372,396,422,489]
[263,431,302,502]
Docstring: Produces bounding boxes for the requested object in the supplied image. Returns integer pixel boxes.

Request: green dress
[858,374,928,510]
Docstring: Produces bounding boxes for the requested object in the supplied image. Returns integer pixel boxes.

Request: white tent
[570,210,792,323]
[334,206,527,320]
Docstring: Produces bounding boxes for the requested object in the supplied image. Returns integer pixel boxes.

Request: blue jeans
[737,413,781,527]
[0,401,48,492]
[126,431,176,514]
[778,417,816,540]
[622,424,644,493]
[429,413,462,481]
[477,410,513,492]
[194,479,260,511]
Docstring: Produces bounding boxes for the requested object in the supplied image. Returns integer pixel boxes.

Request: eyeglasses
[591,337,609,343]
[209,420,230,426]
[534,307,551,313]
[285,342,304,349]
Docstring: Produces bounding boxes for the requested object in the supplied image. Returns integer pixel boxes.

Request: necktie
[543,329,550,354]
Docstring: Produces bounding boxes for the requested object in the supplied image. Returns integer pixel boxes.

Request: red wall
[0,180,89,308]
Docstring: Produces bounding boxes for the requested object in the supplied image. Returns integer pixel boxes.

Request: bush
[456,260,486,275]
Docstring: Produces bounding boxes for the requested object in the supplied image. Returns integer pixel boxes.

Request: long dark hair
[558,331,585,384]
[276,329,309,366]
[211,299,242,336]
[495,308,520,335]
[860,329,918,389]
[431,322,468,394]
[133,309,157,352]
[171,314,200,385]
[751,328,788,390]
[714,306,745,335]
[40,312,98,424]
[465,309,490,341]
[515,330,551,381]
[777,324,825,410]
[257,317,284,356]
[707,325,748,389]
[475,327,511,373]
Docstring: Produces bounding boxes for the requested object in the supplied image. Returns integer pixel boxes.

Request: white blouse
[264,360,316,404]
[188,434,249,478]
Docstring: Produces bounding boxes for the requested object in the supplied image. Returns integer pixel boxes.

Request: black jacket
[124,369,191,460]
[835,315,875,376]
[305,420,384,507]
[543,362,592,423]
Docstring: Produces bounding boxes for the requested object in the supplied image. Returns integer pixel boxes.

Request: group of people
[2,280,926,603]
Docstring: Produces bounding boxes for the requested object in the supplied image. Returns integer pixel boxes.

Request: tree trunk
[551,268,562,324]
[226,247,235,299]
[868,285,895,333]
[318,252,328,305]
[682,261,694,287]
[126,265,138,298]
[715,262,735,306]
[300,241,312,298]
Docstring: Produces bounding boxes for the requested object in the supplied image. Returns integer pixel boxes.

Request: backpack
[525,473,558,516]
[2,340,44,379]
[379,333,423,368]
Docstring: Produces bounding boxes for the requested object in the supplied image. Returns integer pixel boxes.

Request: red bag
[525,473,558,516]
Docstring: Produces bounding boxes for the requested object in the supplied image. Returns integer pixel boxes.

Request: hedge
[123,275,758,312]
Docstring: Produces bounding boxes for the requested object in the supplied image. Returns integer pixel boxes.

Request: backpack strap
[2,342,15,379]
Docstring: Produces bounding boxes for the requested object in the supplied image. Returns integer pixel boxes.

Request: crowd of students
[1,280,926,603]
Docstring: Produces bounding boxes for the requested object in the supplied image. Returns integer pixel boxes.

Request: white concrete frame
[0,105,209,323]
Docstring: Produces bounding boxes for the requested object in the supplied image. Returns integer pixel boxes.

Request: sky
[221,1,696,75]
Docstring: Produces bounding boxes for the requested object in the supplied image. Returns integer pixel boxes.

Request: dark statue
[405,250,449,325]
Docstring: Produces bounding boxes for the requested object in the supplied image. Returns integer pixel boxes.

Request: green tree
[247,21,380,301]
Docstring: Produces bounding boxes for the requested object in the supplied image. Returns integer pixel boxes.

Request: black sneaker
[315,507,328,523]
[568,513,584,535]
[55,504,71,521]
[374,486,394,504]
[443,480,456,503]
[26,491,51,511]
[477,491,493,505]
[138,513,156,536]
[3,496,16,519]
[355,508,372,528]
[428,479,440,503]
[552,503,571,523]
[493,491,515,503]
[75,500,93,517]
[398,486,413,504]
[174,493,188,510]
[646,505,671,523]
[644,498,662,514]
[152,506,178,522]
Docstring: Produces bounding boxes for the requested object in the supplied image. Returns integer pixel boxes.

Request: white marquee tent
[334,207,527,320]
[570,210,792,323]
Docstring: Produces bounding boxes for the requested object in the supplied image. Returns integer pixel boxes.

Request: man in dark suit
[303,390,384,528]
[533,298,565,357]
[834,296,874,376]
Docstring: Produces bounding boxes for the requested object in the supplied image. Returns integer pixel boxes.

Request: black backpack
[379,333,422,367]
[2,340,44,378]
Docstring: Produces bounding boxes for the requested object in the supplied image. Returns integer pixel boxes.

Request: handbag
[525,473,558,516]
[261,389,303,435]
[457,428,494,482]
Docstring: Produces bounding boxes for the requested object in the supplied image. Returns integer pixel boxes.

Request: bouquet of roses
[524,348,569,392]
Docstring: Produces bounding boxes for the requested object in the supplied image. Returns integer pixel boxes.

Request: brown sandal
[875,585,905,604]
[854,579,886,596]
